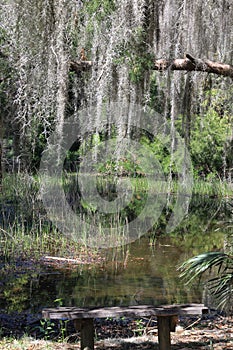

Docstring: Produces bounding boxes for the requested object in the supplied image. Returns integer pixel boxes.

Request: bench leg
[74,318,94,350]
[157,316,171,350]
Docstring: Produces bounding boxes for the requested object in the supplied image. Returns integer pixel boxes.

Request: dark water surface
[0,195,231,315]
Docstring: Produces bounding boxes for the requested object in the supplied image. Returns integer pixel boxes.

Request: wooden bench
[42,303,208,350]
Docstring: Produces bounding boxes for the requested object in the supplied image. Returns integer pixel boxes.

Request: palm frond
[178,252,229,284]
[178,252,233,314]
[207,273,233,311]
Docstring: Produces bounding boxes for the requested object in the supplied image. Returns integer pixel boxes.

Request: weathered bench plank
[42,303,208,350]
[42,303,208,319]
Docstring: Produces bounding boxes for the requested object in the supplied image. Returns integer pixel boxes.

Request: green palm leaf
[179,252,233,314]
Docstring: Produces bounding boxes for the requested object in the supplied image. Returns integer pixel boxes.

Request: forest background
[0,0,233,346]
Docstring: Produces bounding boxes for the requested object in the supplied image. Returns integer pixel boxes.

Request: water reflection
[0,195,231,313]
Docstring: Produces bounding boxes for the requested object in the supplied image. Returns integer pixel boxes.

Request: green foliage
[38,319,55,340]
[191,111,230,176]
[84,0,116,21]
[139,135,172,175]
[192,178,233,197]
[54,298,64,307]
[134,318,145,336]
[114,26,154,83]
[189,88,232,178]
[3,273,29,312]
[1,173,40,225]
[96,157,145,177]
[128,27,155,83]
[172,84,233,180]
[149,73,165,113]
[179,251,233,314]
[0,27,14,126]
[128,51,154,84]
[77,0,116,52]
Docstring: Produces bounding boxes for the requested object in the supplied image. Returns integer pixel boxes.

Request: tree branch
[70,60,93,73]
[154,54,233,78]
[69,54,233,78]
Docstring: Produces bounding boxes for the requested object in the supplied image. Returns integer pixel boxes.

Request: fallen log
[42,255,83,264]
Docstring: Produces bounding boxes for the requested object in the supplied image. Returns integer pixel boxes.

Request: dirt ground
[0,314,232,349]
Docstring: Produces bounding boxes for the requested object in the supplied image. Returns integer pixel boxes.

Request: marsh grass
[193,178,233,197]
[0,173,232,262]
[0,173,93,262]
[0,222,90,263]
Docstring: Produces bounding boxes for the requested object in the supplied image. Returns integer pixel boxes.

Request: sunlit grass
[0,337,65,349]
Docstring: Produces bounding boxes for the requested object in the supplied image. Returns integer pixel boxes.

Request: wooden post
[169,315,178,332]
[80,319,94,350]
[73,319,81,331]
[157,316,171,350]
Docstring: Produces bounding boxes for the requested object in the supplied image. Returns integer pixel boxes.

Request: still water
[0,195,231,314]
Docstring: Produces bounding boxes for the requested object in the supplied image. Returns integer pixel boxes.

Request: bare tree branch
[69,54,233,78]
[154,54,233,78]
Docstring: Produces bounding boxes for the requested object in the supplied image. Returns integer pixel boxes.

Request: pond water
[0,195,232,315]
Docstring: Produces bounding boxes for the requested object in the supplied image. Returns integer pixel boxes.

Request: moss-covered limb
[70,54,233,79]
[154,54,233,78]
